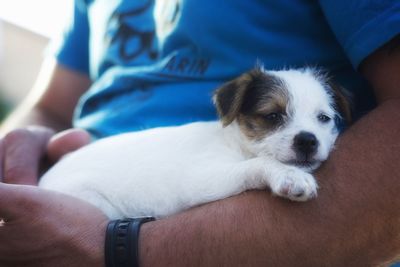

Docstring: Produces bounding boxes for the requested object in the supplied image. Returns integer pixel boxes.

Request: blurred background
[0,0,71,121]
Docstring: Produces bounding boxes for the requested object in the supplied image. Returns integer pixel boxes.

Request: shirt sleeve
[52,0,90,75]
[319,0,400,68]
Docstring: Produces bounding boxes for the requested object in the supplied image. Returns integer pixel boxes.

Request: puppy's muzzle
[293,131,319,158]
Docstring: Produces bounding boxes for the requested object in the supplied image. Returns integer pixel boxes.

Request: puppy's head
[213,67,351,170]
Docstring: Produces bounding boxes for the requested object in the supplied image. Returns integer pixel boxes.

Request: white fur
[39,69,340,219]
[266,69,339,169]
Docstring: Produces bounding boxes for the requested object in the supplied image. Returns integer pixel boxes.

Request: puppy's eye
[318,114,331,123]
[264,112,283,123]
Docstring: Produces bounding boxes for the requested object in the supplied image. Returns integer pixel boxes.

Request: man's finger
[47,128,91,162]
[3,128,53,185]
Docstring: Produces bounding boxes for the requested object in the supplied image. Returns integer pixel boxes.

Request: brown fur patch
[327,81,352,124]
[214,67,289,140]
[213,71,256,126]
[307,68,352,124]
[237,87,289,141]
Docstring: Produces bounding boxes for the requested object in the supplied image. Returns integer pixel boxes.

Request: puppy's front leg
[242,158,318,201]
[266,160,318,201]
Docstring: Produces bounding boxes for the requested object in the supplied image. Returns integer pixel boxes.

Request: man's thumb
[47,128,91,162]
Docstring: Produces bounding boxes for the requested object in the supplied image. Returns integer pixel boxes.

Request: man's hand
[0,127,91,185]
[0,182,107,267]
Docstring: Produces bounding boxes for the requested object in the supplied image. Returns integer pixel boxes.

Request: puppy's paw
[270,168,318,201]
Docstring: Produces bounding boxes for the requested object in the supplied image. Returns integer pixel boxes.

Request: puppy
[39,67,351,219]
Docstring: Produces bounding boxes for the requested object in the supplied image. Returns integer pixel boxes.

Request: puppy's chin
[284,159,322,172]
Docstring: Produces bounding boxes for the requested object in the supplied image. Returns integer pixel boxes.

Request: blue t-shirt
[55,0,400,138]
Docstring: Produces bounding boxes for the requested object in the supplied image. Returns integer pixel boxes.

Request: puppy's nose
[293,132,319,156]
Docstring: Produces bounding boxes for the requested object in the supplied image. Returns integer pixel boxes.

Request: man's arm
[138,37,400,266]
[360,35,400,103]
[0,59,92,184]
[1,59,91,132]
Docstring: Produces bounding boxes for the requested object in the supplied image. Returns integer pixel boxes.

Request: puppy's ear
[213,68,267,126]
[328,81,352,125]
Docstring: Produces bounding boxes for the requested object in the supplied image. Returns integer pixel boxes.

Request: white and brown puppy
[39,67,351,219]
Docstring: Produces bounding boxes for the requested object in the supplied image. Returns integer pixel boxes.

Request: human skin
[0,36,399,266]
[0,60,92,184]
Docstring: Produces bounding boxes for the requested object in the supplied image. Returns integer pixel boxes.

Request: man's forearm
[360,35,400,102]
[0,104,70,134]
[1,60,92,134]
[139,99,400,267]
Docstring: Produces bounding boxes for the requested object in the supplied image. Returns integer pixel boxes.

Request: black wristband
[105,217,155,267]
